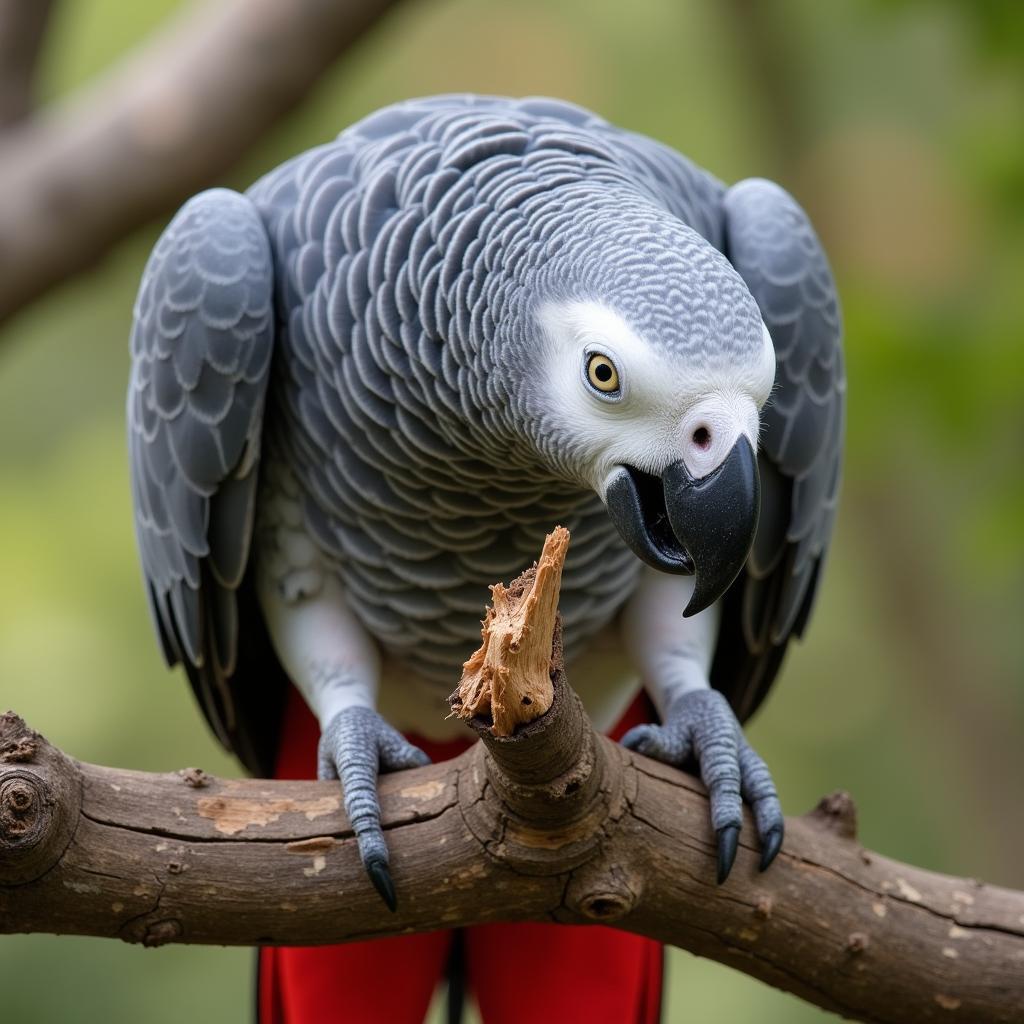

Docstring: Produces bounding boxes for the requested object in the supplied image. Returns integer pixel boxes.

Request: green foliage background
[1,1,1021,1020]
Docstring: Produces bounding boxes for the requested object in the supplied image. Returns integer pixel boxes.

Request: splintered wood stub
[449,527,569,736]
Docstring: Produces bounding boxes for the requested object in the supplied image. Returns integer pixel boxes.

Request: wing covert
[128,188,276,760]
[712,178,846,721]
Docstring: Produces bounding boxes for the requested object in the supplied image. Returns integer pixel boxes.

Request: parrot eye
[585,352,620,396]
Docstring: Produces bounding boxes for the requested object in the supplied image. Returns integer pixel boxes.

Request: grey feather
[130,95,842,770]
[128,188,275,748]
[244,95,743,685]
[714,178,845,719]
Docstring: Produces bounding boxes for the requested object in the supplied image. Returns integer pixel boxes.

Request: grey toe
[621,689,785,877]
[317,706,428,911]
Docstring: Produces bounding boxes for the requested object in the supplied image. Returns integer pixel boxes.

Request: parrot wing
[128,188,284,772]
[712,179,846,722]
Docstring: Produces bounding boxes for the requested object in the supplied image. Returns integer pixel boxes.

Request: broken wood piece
[449,526,569,736]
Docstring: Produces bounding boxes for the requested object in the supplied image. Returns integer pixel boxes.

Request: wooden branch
[3,711,1023,1019]
[0,0,405,327]
[3,529,1022,1022]
[0,0,55,128]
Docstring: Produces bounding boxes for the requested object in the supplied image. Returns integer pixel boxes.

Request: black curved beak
[605,436,760,617]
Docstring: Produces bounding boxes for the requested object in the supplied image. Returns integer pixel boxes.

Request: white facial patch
[534,300,774,494]
[755,322,777,408]
[535,300,687,489]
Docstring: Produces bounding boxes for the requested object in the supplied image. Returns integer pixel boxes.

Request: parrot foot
[620,689,783,884]
[317,706,431,912]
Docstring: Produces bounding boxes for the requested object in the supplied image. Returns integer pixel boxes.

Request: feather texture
[713,179,845,720]
[128,96,843,767]
[128,188,276,755]
[247,95,732,685]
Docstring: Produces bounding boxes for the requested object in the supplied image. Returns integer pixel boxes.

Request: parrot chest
[326,473,643,683]
[257,441,644,694]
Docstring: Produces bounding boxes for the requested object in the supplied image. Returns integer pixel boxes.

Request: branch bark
[0,0,404,328]
[3,529,1022,1021]
[2,704,1022,1021]
[0,0,55,128]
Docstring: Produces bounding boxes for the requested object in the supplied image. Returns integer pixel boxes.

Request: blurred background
[0,0,1021,1020]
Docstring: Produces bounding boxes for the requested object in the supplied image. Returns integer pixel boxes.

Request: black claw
[716,825,740,884]
[366,858,397,912]
[759,826,784,872]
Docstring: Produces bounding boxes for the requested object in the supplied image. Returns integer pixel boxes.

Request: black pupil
[594,362,613,383]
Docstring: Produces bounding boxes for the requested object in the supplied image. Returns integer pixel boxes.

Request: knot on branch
[178,767,209,788]
[0,773,46,842]
[123,915,184,948]
[564,862,643,923]
[1,711,40,763]
[806,790,858,840]
[0,712,81,884]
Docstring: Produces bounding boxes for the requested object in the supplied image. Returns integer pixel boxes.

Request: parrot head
[505,194,775,615]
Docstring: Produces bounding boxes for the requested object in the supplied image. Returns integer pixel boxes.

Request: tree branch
[0,0,55,128]
[2,705,1022,1021]
[3,529,1021,1021]
[0,0,405,328]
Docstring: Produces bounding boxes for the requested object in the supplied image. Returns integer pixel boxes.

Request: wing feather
[128,188,280,766]
[712,179,846,722]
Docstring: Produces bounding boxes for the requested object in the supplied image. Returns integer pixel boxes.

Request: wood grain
[2,698,1022,1022]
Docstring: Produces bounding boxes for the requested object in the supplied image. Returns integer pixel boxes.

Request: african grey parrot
[128,94,843,911]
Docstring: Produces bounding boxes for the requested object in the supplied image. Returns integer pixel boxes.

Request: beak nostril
[692,426,712,451]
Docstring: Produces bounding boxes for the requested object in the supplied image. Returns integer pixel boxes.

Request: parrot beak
[605,436,760,616]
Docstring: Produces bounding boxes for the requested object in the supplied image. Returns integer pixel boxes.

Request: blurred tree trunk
[719,0,1022,887]
[0,0,407,328]
[0,0,54,127]
[849,482,1024,880]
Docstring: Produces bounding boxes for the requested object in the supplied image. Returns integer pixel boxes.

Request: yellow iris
[586,353,619,393]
